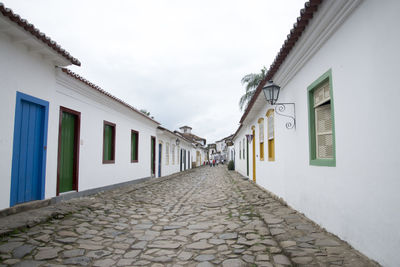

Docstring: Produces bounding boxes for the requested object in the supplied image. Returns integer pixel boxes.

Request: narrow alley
[0,167,377,266]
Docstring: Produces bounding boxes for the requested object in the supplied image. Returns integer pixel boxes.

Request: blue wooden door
[158,143,162,177]
[10,92,49,206]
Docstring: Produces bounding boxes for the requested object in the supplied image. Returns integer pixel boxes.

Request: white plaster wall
[249,1,400,266]
[179,142,192,171]
[0,33,58,209]
[54,73,159,195]
[233,130,249,178]
[156,132,181,177]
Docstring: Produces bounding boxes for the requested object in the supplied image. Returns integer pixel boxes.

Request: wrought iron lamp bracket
[274,103,296,130]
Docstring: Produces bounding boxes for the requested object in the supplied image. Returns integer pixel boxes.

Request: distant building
[174,126,207,167]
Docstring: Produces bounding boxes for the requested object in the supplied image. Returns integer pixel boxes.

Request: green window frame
[131,130,139,163]
[103,121,116,164]
[307,69,336,167]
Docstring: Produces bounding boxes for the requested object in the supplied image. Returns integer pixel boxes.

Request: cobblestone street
[0,167,378,267]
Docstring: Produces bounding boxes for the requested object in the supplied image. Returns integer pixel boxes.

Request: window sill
[103,160,115,164]
[310,158,335,167]
[131,160,138,163]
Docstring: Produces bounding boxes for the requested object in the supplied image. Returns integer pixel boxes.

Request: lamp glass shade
[262,80,280,105]
[176,139,180,145]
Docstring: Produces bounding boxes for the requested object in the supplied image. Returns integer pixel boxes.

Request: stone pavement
[0,167,379,266]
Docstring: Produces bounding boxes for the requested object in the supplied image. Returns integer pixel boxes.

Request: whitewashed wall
[0,32,58,209]
[233,130,249,177]
[55,71,159,194]
[240,1,400,266]
[156,131,182,177]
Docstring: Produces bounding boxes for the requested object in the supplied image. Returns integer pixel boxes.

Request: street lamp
[262,80,296,130]
[262,80,280,105]
[176,138,180,146]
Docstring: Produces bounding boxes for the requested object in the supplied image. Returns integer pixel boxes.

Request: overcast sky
[5,0,306,143]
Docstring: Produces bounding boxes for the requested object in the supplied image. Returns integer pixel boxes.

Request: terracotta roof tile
[0,2,80,66]
[61,68,160,125]
[239,0,322,124]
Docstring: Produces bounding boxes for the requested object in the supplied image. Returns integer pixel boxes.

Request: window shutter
[259,120,264,143]
[131,132,137,161]
[315,104,333,159]
[104,125,113,160]
[314,81,330,107]
[268,115,274,140]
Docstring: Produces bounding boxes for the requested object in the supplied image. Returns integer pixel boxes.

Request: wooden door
[158,143,162,177]
[252,126,256,182]
[151,136,156,176]
[57,107,80,195]
[10,92,49,206]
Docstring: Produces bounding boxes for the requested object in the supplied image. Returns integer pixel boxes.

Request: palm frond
[239,66,268,111]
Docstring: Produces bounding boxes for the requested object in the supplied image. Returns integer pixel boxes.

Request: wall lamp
[176,138,180,146]
[262,80,296,130]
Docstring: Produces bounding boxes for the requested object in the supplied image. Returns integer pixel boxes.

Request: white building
[233,1,400,266]
[156,126,194,177]
[0,4,195,210]
[174,126,207,167]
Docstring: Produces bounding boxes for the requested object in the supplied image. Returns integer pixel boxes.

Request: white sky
[4,0,306,143]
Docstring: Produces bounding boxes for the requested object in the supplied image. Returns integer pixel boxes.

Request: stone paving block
[0,167,380,266]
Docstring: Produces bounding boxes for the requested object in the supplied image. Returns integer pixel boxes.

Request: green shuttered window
[307,69,336,167]
[131,130,139,162]
[103,121,116,163]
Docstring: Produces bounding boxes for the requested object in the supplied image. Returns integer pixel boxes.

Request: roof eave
[239,0,322,124]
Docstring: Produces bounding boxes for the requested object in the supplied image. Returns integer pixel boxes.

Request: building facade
[0,4,197,210]
[233,1,400,266]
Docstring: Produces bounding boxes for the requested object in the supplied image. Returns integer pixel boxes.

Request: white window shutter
[314,81,330,107]
[259,120,264,143]
[268,115,274,140]
[315,104,333,159]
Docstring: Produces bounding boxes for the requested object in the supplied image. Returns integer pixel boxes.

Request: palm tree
[239,66,268,111]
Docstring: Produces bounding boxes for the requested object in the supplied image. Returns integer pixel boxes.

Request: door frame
[10,92,49,206]
[151,136,156,176]
[56,106,81,196]
[246,138,249,176]
[252,126,256,182]
[180,149,182,171]
[158,142,162,177]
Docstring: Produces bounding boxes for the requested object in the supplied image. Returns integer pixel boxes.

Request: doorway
[252,126,256,182]
[158,143,162,177]
[57,107,80,195]
[151,136,156,176]
[10,92,49,206]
